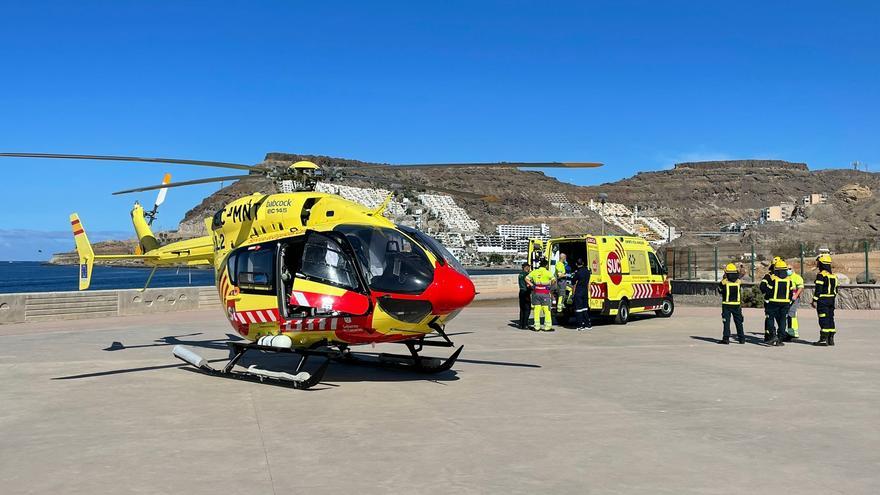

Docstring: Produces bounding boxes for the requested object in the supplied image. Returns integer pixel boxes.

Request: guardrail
[0,275,519,325]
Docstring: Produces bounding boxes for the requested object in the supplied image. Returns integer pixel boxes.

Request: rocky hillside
[577,160,880,234]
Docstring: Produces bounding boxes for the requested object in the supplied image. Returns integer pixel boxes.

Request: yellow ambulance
[528,235,673,324]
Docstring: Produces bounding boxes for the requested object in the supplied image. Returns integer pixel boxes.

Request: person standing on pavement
[718,263,745,344]
[811,254,839,346]
[760,256,783,342]
[783,266,805,341]
[526,259,556,332]
[570,258,592,331]
[517,263,532,329]
[762,259,793,347]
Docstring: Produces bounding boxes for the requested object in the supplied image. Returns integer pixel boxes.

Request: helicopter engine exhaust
[173,345,207,368]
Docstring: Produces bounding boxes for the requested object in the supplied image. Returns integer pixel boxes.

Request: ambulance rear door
[587,236,604,310]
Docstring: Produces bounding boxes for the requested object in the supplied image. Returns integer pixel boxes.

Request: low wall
[671,280,880,310]
[0,287,222,324]
[0,275,518,324]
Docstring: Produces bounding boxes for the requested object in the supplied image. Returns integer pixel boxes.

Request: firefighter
[762,259,792,346]
[570,258,592,331]
[554,253,571,313]
[783,265,805,341]
[718,263,745,344]
[811,254,839,346]
[526,259,556,332]
[760,256,784,342]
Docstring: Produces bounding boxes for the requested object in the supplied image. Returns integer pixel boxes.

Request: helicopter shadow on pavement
[57,332,539,386]
[53,334,246,381]
[102,333,244,353]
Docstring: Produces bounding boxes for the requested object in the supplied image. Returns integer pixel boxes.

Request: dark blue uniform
[571,266,592,329]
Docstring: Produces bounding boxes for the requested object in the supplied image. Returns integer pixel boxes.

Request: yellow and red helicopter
[1,152,601,388]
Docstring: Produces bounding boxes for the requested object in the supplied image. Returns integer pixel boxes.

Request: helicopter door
[282,233,369,318]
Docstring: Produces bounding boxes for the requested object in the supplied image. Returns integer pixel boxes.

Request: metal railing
[661,239,880,284]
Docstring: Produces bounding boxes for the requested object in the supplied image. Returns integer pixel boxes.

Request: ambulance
[528,235,674,324]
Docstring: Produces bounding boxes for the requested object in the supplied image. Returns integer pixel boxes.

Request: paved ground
[1,305,879,494]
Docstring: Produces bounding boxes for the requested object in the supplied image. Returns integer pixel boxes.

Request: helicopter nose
[431,264,476,314]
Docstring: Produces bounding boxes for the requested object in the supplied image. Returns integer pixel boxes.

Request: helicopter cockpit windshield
[335,225,434,294]
[397,224,468,276]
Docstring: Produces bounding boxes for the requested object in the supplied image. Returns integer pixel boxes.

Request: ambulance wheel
[615,300,629,325]
[655,297,674,318]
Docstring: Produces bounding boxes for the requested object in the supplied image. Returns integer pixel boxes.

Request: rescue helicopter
[1,152,602,389]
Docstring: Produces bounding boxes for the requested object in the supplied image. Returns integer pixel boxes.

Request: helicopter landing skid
[172,343,329,390]
[336,340,464,374]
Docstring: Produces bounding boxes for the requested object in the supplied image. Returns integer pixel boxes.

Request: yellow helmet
[817,253,832,265]
[724,263,738,274]
[774,260,789,270]
[772,256,782,265]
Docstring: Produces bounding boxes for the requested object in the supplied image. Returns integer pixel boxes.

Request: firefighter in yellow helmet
[761,259,792,346]
[811,254,839,346]
[526,258,556,332]
[760,256,784,342]
[717,263,745,344]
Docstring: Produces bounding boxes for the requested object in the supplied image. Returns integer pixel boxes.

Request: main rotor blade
[0,153,255,171]
[112,175,255,195]
[362,161,603,170]
[344,175,497,201]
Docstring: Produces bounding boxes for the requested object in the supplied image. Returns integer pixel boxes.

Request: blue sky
[1,1,877,260]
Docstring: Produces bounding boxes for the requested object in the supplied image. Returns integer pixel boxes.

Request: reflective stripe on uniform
[769,277,791,303]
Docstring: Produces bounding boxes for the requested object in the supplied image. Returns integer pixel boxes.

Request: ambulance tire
[615,299,629,325]
[655,297,674,318]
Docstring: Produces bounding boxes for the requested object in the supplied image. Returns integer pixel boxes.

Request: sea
[0,261,516,293]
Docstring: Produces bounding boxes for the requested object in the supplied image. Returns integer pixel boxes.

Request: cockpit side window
[297,234,360,291]
[335,225,434,294]
[229,243,277,295]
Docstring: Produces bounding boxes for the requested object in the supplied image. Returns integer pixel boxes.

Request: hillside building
[761,203,795,223]
[802,193,828,205]
[496,224,550,238]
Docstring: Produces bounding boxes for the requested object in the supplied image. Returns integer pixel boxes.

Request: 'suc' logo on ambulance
[606,251,623,285]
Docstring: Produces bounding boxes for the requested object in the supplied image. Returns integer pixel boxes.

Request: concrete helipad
[1,305,879,494]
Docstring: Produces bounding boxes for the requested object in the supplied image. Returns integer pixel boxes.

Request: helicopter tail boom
[69,213,95,290]
[131,203,160,253]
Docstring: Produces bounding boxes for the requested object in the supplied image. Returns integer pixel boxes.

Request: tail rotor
[144,173,171,226]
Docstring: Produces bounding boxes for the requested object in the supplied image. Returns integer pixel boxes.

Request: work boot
[776,339,784,347]
[738,336,745,344]
[782,332,793,342]
[543,327,555,332]
[813,332,828,346]
[720,337,730,345]
[764,332,770,343]
[766,337,779,347]
[828,333,835,346]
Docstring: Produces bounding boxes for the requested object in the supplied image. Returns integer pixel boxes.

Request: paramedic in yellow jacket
[526,259,556,332]
[783,266,805,341]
